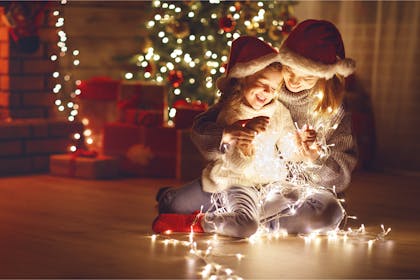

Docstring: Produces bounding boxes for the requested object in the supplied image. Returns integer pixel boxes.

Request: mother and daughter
[152,19,358,238]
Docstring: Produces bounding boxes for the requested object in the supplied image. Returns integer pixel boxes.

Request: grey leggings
[157,179,344,238]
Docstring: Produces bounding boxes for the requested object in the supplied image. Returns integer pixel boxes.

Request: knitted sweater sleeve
[310,108,358,193]
[191,103,224,161]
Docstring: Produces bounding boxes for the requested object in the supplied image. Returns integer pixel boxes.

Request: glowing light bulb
[125,72,133,79]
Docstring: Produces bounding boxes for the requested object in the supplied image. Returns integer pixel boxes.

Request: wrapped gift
[102,122,142,155]
[173,99,208,129]
[118,81,168,121]
[76,76,121,150]
[49,153,119,179]
[102,123,205,179]
[124,126,177,177]
[118,109,163,127]
[176,129,206,180]
[174,108,205,129]
[102,122,176,177]
[78,76,121,101]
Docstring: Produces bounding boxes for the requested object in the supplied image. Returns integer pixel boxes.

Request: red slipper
[152,212,204,233]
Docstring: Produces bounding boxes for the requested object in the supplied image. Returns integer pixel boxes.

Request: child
[201,37,300,193]
[153,36,313,238]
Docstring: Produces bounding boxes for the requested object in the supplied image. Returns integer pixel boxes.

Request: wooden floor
[0,171,419,279]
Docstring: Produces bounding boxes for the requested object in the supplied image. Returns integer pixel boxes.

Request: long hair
[311,74,345,117]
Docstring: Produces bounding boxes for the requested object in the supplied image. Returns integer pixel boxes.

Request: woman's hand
[298,124,316,144]
[295,124,320,162]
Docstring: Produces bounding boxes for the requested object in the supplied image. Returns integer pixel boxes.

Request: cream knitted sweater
[201,100,296,193]
[192,86,358,193]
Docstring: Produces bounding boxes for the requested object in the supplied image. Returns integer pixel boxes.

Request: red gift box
[173,99,207,129]
[102,122,176,177]
[49,153,119,179]
[76,76,121,150]
[102,123,205,179]
[174,108,205,129]
[102,122,142,155]
[176,129,206,180]
[125,126,177,177]
[118,81,168,120]
[77,76,121,101]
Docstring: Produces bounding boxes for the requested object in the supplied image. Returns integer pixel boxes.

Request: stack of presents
[50,77,208,180]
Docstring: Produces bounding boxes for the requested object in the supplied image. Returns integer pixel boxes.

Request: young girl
[155,19,357,237]
[202,39,303,193]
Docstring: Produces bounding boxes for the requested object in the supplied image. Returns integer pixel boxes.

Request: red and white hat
[216,36,279,92]
[278,19,355,79]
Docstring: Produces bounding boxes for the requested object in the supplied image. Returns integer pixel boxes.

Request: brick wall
[0,5,83,176]
[0,5,58,119]
[0,119,82,175]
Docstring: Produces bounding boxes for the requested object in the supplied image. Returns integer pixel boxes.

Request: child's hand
[222,119,256,146]
[245,116,270,134]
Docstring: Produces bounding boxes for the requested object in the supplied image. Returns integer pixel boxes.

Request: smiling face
[242,67,283,110]
[283,65,319,93]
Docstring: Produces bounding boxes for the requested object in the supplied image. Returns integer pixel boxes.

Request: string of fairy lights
[51,0,94,152]
[151,223,391,279]
[148,96,391,278]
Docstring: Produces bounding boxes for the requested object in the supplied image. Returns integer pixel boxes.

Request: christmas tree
[127,0,298,120]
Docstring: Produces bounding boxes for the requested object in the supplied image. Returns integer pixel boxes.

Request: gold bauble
[268,26,282,41]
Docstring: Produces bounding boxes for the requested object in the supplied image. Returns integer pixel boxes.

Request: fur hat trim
[278,45,355,79]
[216,52,279,92]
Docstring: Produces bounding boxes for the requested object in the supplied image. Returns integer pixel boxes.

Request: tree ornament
[281,16,298,35]
[168,70,184,88]
[234,2,241,11]
[269,26,282,41]
[200,64,210,76]
[167,20,190,39]
[183,0,195,6]
[256,21,267,34]
[144,61,154,75]
[142,38,153,53]
[218,14,236,33]
[245,25,257,36]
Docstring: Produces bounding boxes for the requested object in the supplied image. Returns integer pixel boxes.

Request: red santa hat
[278,19,355,79]
[216,36,279,92]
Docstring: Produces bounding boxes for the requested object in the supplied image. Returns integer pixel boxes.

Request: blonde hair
[218,62,283,109]
[312,74,345,117]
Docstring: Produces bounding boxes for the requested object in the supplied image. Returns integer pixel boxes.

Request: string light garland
[52,0,80,121]
[151,93,392,279]
[150,223,391,279]
[51,0,93,152]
